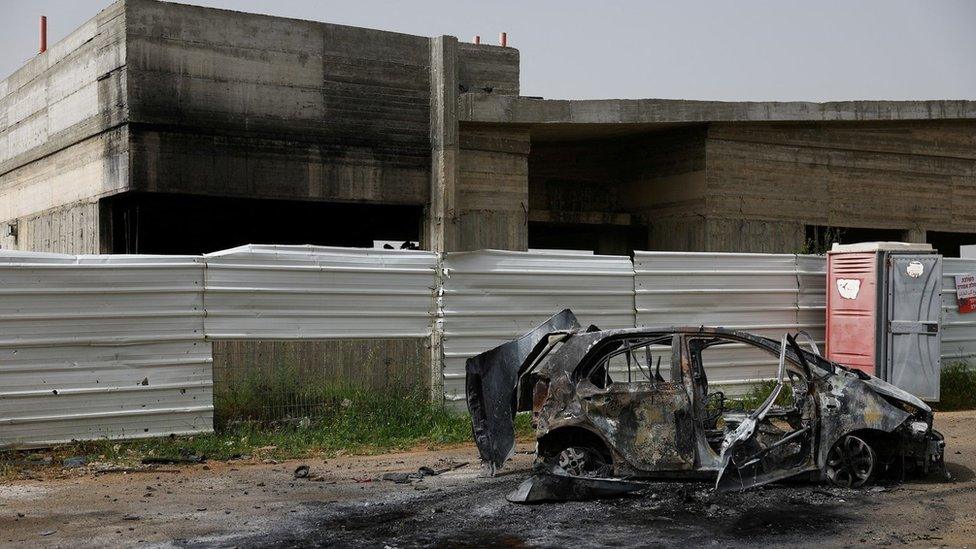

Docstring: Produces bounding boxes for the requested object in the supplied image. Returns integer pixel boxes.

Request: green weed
[935,362,976,411]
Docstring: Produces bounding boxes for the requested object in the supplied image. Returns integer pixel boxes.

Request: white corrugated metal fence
[440,250,635,402]
[0,251,212,448]
[4,245,976,448]
[941,258,976,363]
[204,245,437,339]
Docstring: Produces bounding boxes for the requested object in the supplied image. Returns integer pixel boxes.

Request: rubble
[141,455,205,465]
[62,456,87,469]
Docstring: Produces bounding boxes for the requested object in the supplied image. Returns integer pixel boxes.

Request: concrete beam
[459,95,976,126]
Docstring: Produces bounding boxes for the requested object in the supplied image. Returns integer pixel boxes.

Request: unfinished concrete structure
[3,0,976,258]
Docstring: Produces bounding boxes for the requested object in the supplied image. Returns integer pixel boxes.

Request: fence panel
[796,254,828,348]
[440,250,635,402]
[203,245,438,339]
[941,258,976,364]
[0,251,211,448]
[634,252,820,392]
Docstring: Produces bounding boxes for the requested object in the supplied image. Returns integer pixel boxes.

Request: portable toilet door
[884,254,942,401]
[825,251,882,376]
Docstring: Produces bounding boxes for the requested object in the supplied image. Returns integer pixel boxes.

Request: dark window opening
[927,231,976,258]
[102,193,423,255]
[574,335,675,388]
[803,225,905,255]
[528,222,647,256]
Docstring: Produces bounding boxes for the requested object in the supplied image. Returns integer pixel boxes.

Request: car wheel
[826,434,877,488]
[554,446,610,477]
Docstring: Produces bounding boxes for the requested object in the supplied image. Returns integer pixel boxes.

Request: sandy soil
[2,412,976,548]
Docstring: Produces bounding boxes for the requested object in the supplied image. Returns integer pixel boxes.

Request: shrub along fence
[1,245,974,447]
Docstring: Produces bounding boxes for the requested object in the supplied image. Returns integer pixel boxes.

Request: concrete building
[3,0,976,258]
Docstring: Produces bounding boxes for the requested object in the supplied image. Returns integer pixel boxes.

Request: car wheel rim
[556,447,606,477]
[826,435,876,488]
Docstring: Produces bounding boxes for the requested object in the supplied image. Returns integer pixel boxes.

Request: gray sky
[3,0,975,101]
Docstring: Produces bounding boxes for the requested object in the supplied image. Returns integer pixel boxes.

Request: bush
[935,362,976,411]
[729,379,793,412]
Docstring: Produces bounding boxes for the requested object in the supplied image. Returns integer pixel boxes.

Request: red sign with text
[956,274,976,313]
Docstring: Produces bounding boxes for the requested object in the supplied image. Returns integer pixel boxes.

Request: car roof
[581,325,781,346]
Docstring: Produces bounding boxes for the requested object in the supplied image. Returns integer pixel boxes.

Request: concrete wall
[0,1,126,174]
[125,0,432,205]
[457,44,519,96]
[0,126,128,252]
[704,120,976,252]
[0,0,525,254]
[457,125,529,250]
[0,1,127,252]
[10,202,103,254]
[620,128,707,251]
[526,120,976,254]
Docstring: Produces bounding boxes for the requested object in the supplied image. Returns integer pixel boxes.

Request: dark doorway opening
[803,225,906,255]
[102,193,423,255]
[528,222,647,256]
[927,231,976,258]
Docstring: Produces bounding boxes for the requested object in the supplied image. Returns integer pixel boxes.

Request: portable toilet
[826,242,942,401]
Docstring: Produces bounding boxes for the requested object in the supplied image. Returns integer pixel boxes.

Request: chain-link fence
[212,338,429,426]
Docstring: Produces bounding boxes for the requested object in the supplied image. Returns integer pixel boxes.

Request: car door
[713,334,819,491]
[576,334,697,472]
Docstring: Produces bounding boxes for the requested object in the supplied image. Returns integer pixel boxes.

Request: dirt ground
[2,411,976,548]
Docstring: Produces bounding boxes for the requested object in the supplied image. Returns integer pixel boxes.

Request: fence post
[429,254,447,404]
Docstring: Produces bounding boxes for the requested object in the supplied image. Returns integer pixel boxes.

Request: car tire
[826,434,877,488]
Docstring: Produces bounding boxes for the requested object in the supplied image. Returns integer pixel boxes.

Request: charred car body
[466,310,945,498]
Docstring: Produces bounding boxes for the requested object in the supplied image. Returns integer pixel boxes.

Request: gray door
[885,254,942,401]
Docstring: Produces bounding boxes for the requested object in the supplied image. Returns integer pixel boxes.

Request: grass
[723,379,793,413]
[935,361,976,411]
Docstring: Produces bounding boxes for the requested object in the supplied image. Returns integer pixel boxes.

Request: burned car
[466,310,945,498]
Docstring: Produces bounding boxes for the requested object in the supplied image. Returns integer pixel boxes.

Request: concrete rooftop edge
[458,94,976,125]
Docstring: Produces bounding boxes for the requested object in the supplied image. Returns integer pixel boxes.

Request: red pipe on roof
[40,16,47,54]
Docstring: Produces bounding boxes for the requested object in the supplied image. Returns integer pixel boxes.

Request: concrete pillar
[903,227,927,244]
[426,36,460,254]
[426,36,460,404]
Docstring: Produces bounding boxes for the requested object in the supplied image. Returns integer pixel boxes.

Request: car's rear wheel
[826,434,877,488]
[552,446,610,477]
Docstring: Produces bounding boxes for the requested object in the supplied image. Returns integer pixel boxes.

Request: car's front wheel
[826,434,877,488]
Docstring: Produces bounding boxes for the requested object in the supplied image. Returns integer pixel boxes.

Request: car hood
[848,369,932,413]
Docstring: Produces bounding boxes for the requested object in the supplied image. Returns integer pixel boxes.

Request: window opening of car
[689,334,813,457]
[579,335,674,387]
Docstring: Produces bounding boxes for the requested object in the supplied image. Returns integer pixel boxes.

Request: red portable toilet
[826,242,942,401]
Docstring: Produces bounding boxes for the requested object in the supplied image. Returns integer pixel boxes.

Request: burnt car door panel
[575,335,696,472]
[685,334,819,490]
[466,309,581,473]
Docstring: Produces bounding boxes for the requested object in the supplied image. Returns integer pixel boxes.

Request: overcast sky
[2,0,974,101]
